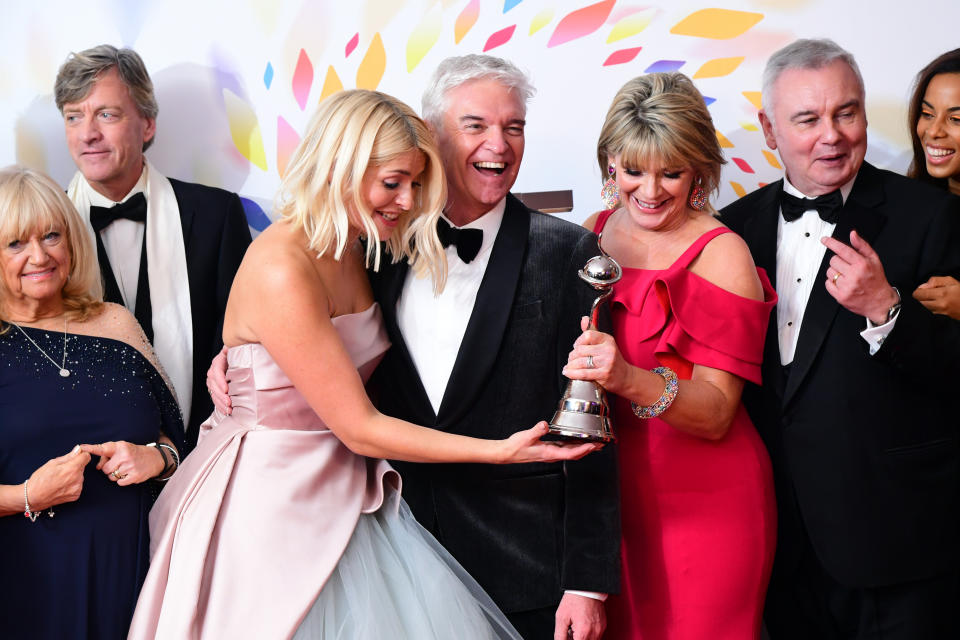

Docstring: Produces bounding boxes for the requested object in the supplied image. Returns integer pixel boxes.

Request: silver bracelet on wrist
[23,478,54,522]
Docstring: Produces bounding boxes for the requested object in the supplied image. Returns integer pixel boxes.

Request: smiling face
[760,60,867,196]
[62,68,156,201]
[355,149,426,240]
[917,72,960,189]
[614,156,695,232]
[1,225,71,317]
[433,78,525,225]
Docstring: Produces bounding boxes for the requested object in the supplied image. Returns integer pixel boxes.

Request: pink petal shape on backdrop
[276,116,301,178]
[484,25,516,51]
[548,0,616,48]
[455,0,480,44]
[603,47,642,66]
[732,157,755,173]
[292,49,314,111]
[345,33,359,57]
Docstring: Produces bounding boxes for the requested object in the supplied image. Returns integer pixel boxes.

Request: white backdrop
[1,0,955,228]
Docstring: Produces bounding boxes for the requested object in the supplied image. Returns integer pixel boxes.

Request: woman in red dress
[564,72,777,639]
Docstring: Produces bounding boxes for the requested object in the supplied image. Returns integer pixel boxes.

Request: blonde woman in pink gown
[127,90,598,640]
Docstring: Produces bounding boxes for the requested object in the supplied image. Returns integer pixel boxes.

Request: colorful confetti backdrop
[0,0,955,228]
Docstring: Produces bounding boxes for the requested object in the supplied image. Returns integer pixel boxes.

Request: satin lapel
[371,260,437,422]
[783,164,886,404]
[436,196,528,425]
[740,181,785,389]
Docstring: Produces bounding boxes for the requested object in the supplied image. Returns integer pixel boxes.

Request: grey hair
[421,54,535,130]
[54,44,159,151]
[761,38,864,124]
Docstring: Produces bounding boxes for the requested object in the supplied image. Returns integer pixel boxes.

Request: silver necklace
[12,319,70,377]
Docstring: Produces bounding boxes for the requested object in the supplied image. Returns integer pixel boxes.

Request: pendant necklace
[12,318,71,377]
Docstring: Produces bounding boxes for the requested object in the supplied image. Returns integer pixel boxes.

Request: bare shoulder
[582,211,603,232]
[689,225,763,301]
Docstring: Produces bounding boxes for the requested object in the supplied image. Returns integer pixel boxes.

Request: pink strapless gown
[128,305,519,640]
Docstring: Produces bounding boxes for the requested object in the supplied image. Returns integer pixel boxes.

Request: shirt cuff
[860,308,900,355]
[564,590,608,602]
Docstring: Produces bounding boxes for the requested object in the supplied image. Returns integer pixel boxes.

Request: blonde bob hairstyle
[276,89,447,291]
[0,166,103,327]
[597,72,726,214]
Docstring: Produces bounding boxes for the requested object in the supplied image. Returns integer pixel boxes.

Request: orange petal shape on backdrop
[548,0,616,48]
[693,56,745,79]
[742,91,763,109]
[319,66,343,103]
[670,9,763,40]
[357,33,386,89]
[222,89,268,171]
[715,130,734,148]
[456,0,480,44]
[407,5,442,71]
[763,150,782,169]
[730,181,747,197]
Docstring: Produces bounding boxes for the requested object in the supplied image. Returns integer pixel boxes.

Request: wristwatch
[886,287,902,323]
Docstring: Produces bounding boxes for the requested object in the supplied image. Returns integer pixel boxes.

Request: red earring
[689,178,707,211]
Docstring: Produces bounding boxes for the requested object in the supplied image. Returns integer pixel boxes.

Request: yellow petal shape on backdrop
[357,33,386,90]
[693,56,745,79]
[408,5,442,71]
[607,8,656,43]
[222,89,267,171]
[670,9,763,40]
[529,8,554,35]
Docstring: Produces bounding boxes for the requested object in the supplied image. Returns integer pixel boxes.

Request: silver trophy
[548,234,622,442]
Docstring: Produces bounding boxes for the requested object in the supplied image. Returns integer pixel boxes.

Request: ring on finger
[586,355,595,369]
[110,469,123,480]
[833,272,843,284]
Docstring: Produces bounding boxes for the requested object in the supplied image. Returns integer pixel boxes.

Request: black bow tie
[89,192,147,233]
[780,189,842,224]
[437,218,483,264]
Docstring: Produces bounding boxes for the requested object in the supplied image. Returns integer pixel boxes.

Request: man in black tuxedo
[721,39,960,639]
[367,55,619,640]
[55,45,250,451]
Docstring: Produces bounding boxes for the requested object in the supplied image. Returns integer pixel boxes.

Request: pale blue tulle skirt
[293,489,522,640]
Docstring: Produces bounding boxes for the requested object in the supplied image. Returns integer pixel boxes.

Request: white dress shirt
[776,175,897,364]
[397,199,506,414]
[396,199,605,602]
[83,171,148,312]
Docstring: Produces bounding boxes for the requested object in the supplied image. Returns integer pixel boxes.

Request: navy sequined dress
[0,325,184,640]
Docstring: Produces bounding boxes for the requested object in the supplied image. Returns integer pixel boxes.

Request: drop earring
[689,177,707,211]
[600,164,620,209]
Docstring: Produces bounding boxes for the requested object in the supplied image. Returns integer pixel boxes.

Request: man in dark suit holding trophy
[367,55,620,640]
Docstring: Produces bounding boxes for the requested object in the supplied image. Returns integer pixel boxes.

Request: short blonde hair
[597,73,726,214]
[276,90,447,290]
[0,166,103,325]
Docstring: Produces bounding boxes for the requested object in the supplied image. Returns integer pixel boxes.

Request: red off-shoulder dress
[595,210,777,640]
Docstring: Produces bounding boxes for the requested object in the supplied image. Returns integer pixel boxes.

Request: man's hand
[554,593,606,640]
[822,230,898,324]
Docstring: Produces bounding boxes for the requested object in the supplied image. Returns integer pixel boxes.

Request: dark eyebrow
[920,99,960,114]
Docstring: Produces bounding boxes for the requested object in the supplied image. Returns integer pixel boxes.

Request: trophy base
[545,413,615,443]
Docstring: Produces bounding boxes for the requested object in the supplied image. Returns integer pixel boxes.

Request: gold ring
[111,470,123,480]
[833,272,842,284]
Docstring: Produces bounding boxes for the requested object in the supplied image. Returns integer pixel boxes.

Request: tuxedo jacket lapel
[784,164,887,404]
[437,196,528,426]
[375,259,437,423]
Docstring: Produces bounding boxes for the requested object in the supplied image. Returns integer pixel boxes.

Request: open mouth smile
[473,161,506,175]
